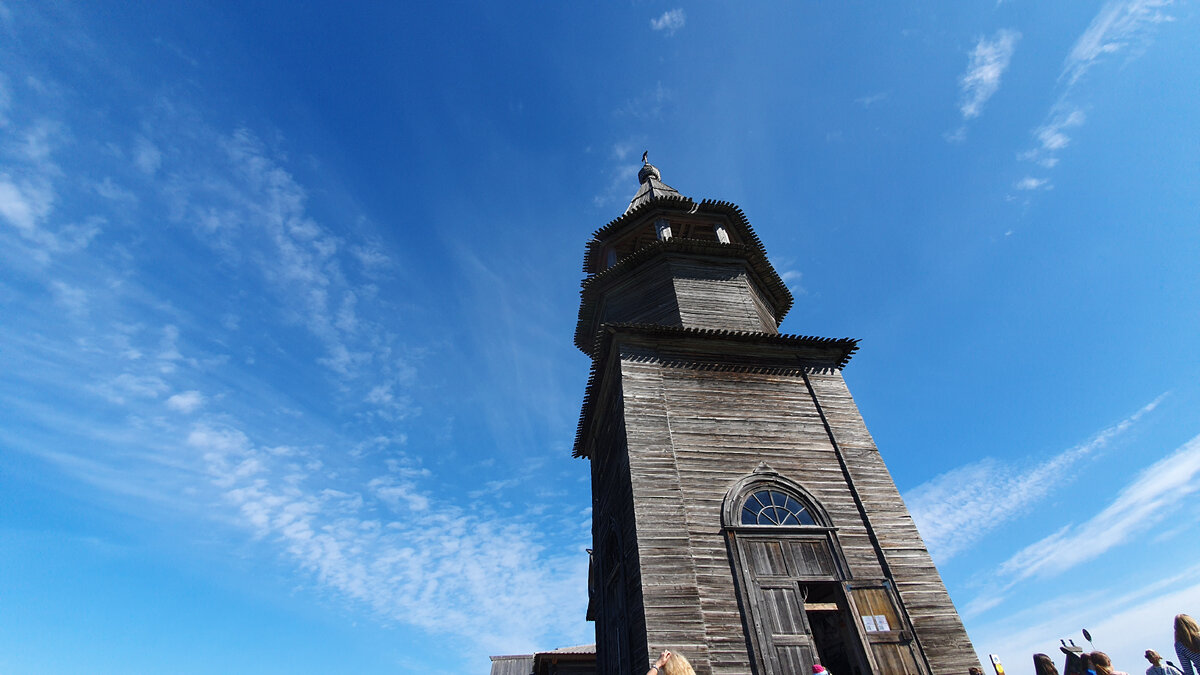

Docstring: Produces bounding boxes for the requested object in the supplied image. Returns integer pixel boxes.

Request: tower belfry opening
[574,157,978,675]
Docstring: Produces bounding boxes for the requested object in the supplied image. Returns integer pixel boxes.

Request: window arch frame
[722,467,836,532]
[738,487,820,527]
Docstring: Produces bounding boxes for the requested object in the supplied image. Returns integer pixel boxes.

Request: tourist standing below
[1176,615,1200,675]
[646,650,696,675]
[1035,653,1061,675]
[1091,651,1130,675]
[1145,649,1182,675]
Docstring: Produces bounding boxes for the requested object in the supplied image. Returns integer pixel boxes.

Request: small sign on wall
[860,615,891,632]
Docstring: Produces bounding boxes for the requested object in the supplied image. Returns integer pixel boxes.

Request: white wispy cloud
[153,122,416,404]
[133,135,162,175]
[855,92,889,108]
[91,372,170,404]
[968,563,1200,675]
[998,432,1200,582]
[615,81,671,120]
[959,29,1020,120]
[93,176,138,204]
[188,420,589,656]
[1015,176,1051,191]
[0,172,53,232]
[166,390,205,413]
[593,140,642,208]
[1034,106,1087,154]
[957,421,1200,623]
[650,9,686,35]
[1063,0,1174,86]
[906,396,1163,562]
[0,109,106,264]
[1019,1,1173,170]
[779,269,807,296]
[0,63,590,667]
[49,279,87,315]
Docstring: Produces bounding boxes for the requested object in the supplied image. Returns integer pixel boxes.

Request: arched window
[740,489,817,526]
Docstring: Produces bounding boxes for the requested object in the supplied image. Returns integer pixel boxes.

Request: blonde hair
[1090,652,1113,675]
[1178,614,1200,652]
[663,651,696,675]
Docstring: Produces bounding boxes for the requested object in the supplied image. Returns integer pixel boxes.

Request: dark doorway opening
[804,583,865,675]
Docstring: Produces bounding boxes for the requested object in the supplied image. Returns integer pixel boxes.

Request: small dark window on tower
[741,490,817,526]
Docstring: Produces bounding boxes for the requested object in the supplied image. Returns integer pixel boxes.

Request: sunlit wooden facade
[575,161,978,675]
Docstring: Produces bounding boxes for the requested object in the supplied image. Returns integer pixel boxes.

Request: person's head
[970,668,984,675]
[1177,614,1200,651]
[1090,651,1113,675]
[1145,650,1163,666]
[662,651,695,675]
[1034,653,1060,675]
[812,665,827,674]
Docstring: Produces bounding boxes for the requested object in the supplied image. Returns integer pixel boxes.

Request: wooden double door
[734,534,906,675]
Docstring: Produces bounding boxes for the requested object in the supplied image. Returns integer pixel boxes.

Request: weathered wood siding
[537,659,596,675]
[596,258,682,330]
[619,348,887,675]
[668,258,779,334]
[589,360,650,675]
[601,336,976,675]
[806,371,979,675]
[491,656,534,675]
[615,344,712,673]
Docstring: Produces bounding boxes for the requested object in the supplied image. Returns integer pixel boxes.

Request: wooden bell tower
[575,159,978,675]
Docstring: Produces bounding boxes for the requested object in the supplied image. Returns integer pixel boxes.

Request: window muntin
[740,489,817,526]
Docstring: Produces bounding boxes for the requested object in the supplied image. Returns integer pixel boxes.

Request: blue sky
[0,2,1197,674]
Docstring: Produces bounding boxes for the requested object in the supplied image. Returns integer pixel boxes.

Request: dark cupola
[574,157,794,354]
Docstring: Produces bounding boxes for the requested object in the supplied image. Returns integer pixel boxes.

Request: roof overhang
[572,324,859,458]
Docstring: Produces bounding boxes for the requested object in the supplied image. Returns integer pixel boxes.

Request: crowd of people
[640,613,1200,675]
[1033,615,1200,675]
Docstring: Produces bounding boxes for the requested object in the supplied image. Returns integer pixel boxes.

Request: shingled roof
[626,161,682,213]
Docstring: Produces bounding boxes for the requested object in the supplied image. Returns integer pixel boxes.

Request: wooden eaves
[572,324,859,458]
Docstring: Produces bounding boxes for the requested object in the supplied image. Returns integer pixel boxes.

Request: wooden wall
[595,335,978,675]
[589,356,649,675]
[668,257,779,334]
[589,255,779,345]
[597,258,682,330]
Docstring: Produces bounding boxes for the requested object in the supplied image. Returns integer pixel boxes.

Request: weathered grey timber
[533,645,597,675]
[578,160,978,675]
[626,160,683,213]
[490,645,598,675]
[490,655,535,675]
